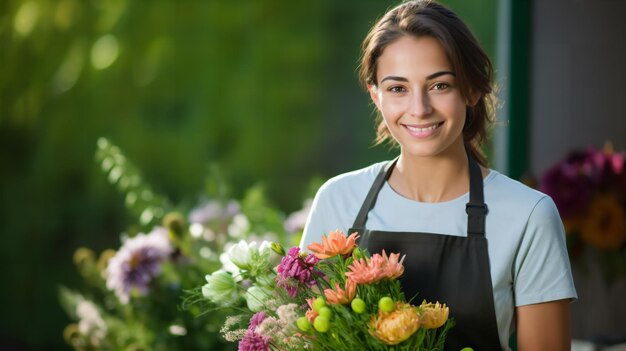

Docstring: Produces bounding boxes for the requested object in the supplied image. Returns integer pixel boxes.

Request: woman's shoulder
[317,160,389,197]
[486,169,559,217]
[487,169,547,199]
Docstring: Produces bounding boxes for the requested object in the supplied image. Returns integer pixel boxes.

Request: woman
[300,1,577,350]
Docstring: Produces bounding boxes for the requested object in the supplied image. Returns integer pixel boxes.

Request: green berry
[313,316,330,333]
[296,316,310,331]
[351,298,366,314]
[460,348,474,351]
[378,297,395,312]
[318,306,332,319]
[312,297,326,312]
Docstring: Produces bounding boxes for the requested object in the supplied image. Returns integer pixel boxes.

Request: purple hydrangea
[238,312,270,351]
[276,247,320,297]
[106,227,173,304]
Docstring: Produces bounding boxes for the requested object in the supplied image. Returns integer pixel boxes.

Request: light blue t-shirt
[300,161,577,351]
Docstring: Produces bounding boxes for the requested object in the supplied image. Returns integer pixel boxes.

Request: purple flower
[106,227,173,304]
[188,199,240,224]
[540,151,594,218]
[249,312,267,329]
[588,146,625,186]
[283,199,312,233]
[541,146,626,218]
[276,247,321,297]
[238,330,269,351]
[238,312,270,351]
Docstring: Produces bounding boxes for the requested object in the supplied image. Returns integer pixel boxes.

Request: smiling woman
[300,1,577,350]
[368,36,469,168]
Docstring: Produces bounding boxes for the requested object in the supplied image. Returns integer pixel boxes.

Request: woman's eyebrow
[380,76,408,83]
[380,71,456,84]
[426,71,455,80]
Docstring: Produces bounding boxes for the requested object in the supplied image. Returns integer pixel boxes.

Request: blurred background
[1,0,625,350]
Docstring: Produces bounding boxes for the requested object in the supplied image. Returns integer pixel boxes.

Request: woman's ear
[368,84,382,110]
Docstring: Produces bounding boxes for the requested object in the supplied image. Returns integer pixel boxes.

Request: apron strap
[466,155,488,236]
[351,157,398,229]
[351,154,488,237]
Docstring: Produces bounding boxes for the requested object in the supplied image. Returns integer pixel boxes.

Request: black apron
[349,156,503,351]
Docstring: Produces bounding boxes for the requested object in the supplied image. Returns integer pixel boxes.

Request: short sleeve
[513,196,578,306]
[299,181,351,251]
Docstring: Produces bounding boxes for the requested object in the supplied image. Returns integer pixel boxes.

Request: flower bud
[271,242,285,256]
[162,212,186,237]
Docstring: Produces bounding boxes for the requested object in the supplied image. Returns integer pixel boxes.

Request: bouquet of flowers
[540,142,626,279]
[59,138,310,350]
[200,230,453,350]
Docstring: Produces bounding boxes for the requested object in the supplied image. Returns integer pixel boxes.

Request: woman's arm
[516,299,571,351]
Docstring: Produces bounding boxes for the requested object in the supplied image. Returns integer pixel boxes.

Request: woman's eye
[388,86,406,93]
[432,83,449,91]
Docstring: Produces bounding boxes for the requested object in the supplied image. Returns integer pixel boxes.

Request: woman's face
[369,35,471,159]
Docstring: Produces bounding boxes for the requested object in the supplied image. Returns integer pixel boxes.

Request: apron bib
[349,156,502,350]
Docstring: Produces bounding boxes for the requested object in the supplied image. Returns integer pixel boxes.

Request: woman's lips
[403,122,444,138]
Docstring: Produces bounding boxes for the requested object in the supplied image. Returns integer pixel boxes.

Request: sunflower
[580,194,626,250]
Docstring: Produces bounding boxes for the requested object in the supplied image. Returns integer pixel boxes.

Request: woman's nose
[408,91,433,117]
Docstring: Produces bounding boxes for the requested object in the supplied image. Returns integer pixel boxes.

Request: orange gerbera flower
[369,302,420,345]
[324,280,356,305]
[307,229,359,259]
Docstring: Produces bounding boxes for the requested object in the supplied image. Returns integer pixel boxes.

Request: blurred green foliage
[0,0,495,349]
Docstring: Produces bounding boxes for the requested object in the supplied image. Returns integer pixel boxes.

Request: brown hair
[359,0,495,166]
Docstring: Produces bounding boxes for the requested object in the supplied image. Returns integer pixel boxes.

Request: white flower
[219,251,241,276]
[276,304,299,326]
[227,240,254,270]
[245,285,273,312]
[227,240,272,273]
[76,299,107,343]
[105,227,172,304]
[202,270,238,306]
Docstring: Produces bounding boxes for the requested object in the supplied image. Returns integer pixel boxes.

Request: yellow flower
[307,229,360,259]
[419,301,449,329]
[580,194,626,250]
[369,302,419,345]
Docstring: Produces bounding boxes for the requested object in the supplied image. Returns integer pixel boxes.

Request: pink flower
[276,247,321,297]
[345,250,405,284]
[238,312,270,351]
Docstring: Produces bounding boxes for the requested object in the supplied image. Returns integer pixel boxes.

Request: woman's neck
[389,147,471,203]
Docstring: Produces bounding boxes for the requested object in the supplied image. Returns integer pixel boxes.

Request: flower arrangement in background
[540,142,626,279]
[200,229,454,350]
[59,138,312,350]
